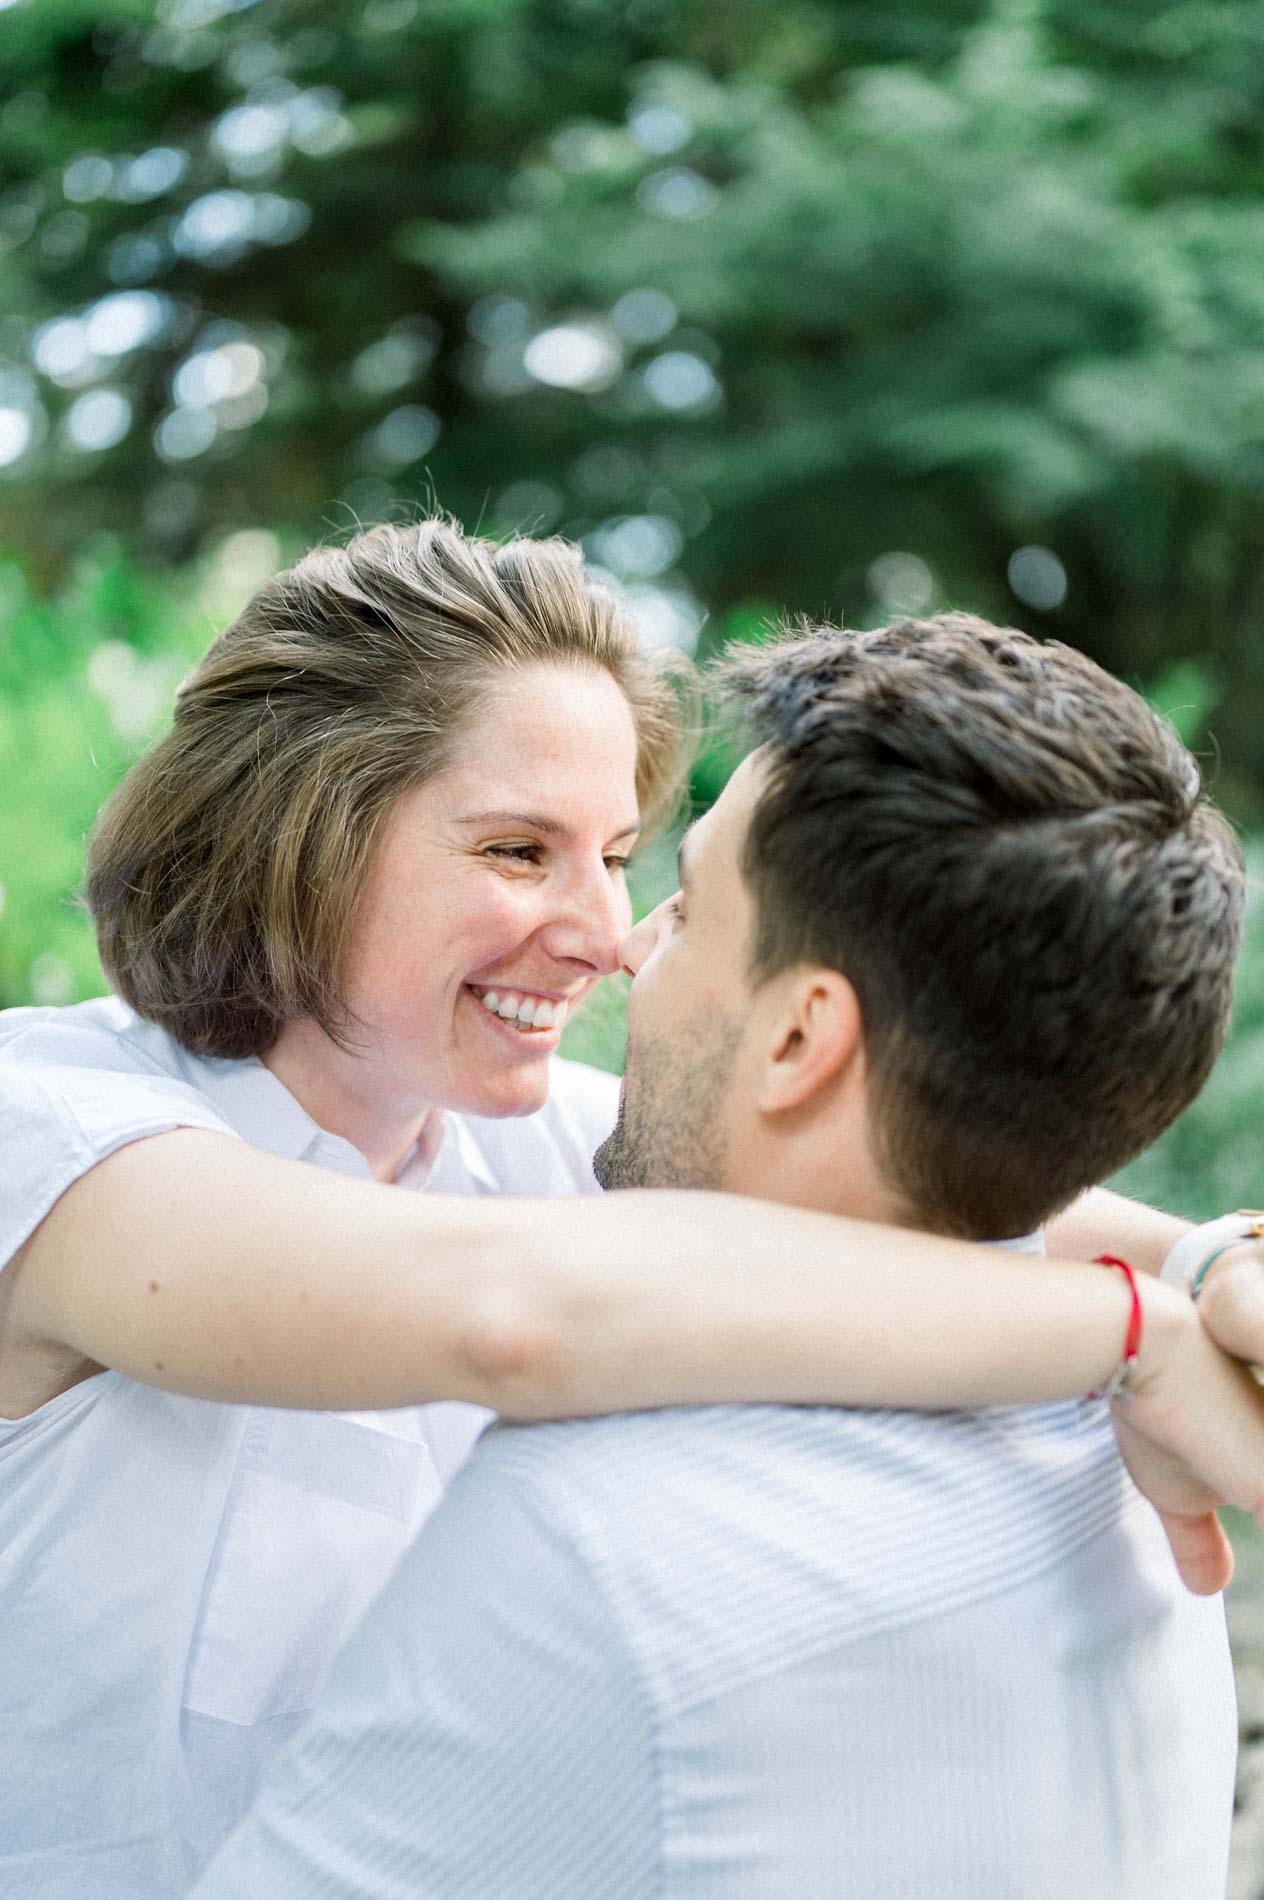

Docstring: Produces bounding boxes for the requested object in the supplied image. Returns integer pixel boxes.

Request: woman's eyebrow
[455,809,642,841]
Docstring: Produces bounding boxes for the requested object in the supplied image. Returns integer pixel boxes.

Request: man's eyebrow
[455,810,642,842]
[676,822,697,891]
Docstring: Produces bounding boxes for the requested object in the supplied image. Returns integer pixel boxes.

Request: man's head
[594,614,1244,1238]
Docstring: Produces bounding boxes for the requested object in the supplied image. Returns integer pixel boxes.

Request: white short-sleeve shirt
[0,995,618,1899]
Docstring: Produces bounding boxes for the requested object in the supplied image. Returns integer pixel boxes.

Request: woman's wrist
[1128,1272,1198,1398]
[1159,1211,1264,1297]
[1154,1211,1264,1368]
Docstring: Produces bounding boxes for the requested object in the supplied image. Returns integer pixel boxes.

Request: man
[192,615,1248,1898]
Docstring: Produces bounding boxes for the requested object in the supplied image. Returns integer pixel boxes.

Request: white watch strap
[1160,1212,1264,1292]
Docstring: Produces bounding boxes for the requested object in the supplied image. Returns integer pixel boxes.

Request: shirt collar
[186,1054,370,1174]
[990,1229,1046,1256]
[190,1051,494,1190]
[442,1112,500,1192]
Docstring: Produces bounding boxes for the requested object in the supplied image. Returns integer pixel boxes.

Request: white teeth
[472,987,569,1031]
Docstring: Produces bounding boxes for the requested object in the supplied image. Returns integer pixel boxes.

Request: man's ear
[755,969,864,1115]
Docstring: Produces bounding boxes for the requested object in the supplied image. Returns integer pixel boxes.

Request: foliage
[1,0,1263,818]
[0,543,212,1007]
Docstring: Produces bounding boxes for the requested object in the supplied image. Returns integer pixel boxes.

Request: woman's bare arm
[8,1126,1264,1590]
[1045,1186,1189,1277]
[2,1127,1159,1413]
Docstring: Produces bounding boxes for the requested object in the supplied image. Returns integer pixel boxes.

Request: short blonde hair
[87,519,688,1058]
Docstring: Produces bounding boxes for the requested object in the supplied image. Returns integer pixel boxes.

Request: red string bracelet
[1089,1254,1143,1402]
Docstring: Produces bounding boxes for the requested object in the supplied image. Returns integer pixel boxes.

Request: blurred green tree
[2,0,1263,811]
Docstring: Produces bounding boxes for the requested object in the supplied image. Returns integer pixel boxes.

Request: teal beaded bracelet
[1191,1236,1262,1302]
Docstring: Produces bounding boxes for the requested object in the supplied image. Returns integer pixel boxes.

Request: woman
[0,518,1258,1897]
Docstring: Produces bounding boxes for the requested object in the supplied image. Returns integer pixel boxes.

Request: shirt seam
[691,1458,1145,1726]
[515,1415,1138,1730]
[2,1007,174,1080]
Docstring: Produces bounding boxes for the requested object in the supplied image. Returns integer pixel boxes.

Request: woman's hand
[1195,1241,1264,1364]
[1112,1271,1264,1593]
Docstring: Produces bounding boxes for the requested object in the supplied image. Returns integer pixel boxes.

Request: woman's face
[342,662,642,1121]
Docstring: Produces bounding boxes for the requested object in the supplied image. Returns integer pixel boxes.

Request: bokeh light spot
[642,350,719,411]
[637,168,719,220]
[173,340,264,408]
[155,407,217,461]
[32,316,92,381]
[627,103,692,156]
[362,404,440,467]
[63,154,114,203]
[0,407,33,467]
[591,514,683,578]
[29,954,74,1007]
[868,552,935,614]
[1008,545,1068,611]
[115,146,189,201]
[173,190,255,261]
[524,323,622,392]
[85,290,169,356]
[64,388,133,452]
[611,288,677,345]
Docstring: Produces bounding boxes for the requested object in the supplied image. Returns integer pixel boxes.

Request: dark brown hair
[87,519,688,1058]
[721,613,1244,1237]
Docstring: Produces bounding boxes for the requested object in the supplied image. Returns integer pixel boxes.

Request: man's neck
[732,1145,917,1233]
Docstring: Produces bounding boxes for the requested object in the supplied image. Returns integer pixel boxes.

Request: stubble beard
[593,1013,740,1192]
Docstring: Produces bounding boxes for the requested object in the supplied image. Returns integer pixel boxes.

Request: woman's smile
[465,982,577,1034]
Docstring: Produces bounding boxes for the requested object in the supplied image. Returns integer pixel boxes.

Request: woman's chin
[454,1062,552,1122]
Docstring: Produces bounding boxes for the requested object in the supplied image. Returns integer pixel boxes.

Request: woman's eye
[664,897,684,924]
[604,855,630,873]
[487,844,542,864]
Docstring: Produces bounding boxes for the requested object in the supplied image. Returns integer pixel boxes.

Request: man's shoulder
[477,1396,1119,1511]
[459,1401,1135,1707]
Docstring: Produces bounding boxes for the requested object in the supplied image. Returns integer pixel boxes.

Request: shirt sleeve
[188,1428,659,1900]
[0,1060,238,1269]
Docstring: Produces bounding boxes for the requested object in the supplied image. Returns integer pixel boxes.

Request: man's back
[192,1394,1236,1900]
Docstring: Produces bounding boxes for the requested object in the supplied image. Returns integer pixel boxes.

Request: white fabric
[193,1239,1237,1900]
[0,995,618,1899]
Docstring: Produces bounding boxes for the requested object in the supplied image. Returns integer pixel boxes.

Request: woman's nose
[541,865,632,975]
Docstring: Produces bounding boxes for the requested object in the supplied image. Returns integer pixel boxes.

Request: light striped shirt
[192,1376,1236,1895]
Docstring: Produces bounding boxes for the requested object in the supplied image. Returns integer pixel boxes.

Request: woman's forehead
[393,678,639,840]
[444,667,639,788]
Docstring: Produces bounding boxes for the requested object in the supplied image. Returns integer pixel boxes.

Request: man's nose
[618,906,663,978]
